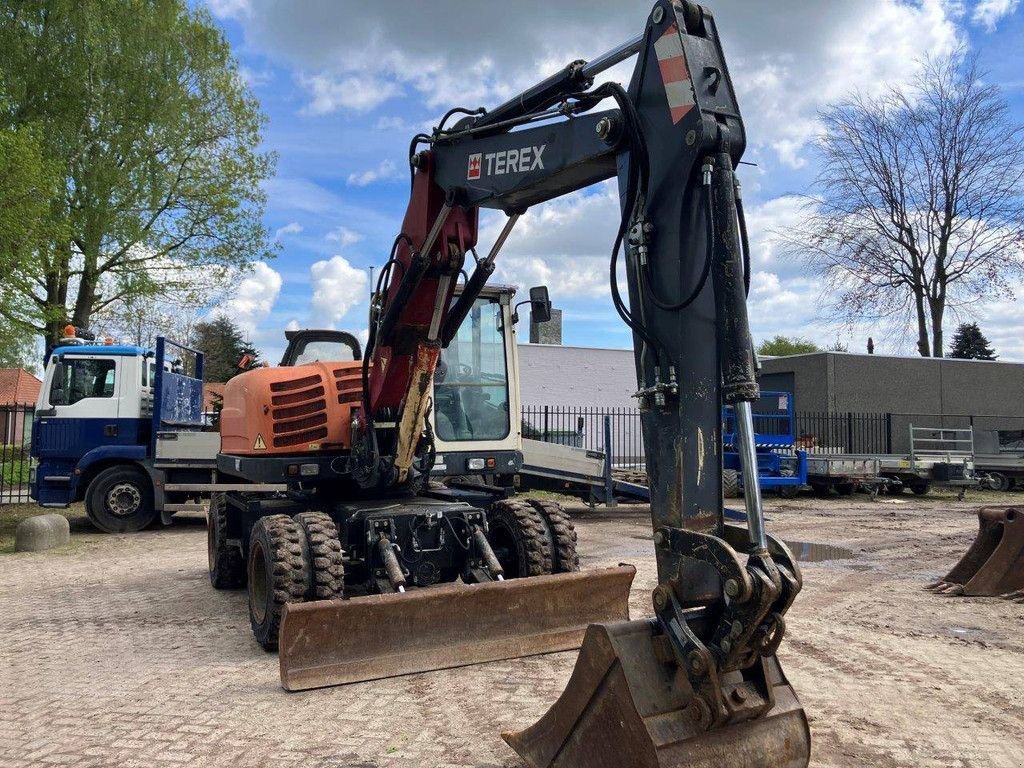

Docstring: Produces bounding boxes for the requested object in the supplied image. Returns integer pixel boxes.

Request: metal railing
[0,403,35,505]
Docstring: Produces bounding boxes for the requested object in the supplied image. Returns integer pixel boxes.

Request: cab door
[35,354,123,461]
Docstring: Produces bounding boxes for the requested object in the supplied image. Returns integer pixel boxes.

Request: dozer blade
[279,565,635,691]
[503,620,810,768]
[926,506,1024,597]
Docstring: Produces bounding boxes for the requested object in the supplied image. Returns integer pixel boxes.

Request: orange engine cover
[220,361,363,456]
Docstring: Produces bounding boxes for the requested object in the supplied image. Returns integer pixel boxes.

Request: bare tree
[787,54,1024,356]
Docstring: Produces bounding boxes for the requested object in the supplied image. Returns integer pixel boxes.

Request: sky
[202,0,1024,363]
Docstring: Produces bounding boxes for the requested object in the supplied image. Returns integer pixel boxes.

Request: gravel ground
[0,490,1021,767]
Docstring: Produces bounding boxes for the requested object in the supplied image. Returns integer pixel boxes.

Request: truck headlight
[467,458,486,471]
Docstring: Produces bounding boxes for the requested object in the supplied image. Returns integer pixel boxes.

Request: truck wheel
[528,499,580,572]
[987,472,1011,493]
[85,465,157,533]
[486,499,553,578]
[910,481,931,496]
[293,512,345,600]
[208,493,245,590]
[722,469,741,498]
[835,483,854,497]
[247,514,311,651]
[777,485,800,499]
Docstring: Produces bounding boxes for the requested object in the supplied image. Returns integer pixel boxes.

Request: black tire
[835,483,854,497]
[208,493,245,590]
[722,469,741,499]
[910,481,931,496]
[811,483,831,497]
[85,465,157,533]
[988,472,1011,493]
[527,499,580,572]
[247,514,311,651]
[777,484,800,499]
[293,512,345,601]
[486,499,553,579]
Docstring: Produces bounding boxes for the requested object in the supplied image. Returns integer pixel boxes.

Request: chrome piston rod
[733,400,769,554]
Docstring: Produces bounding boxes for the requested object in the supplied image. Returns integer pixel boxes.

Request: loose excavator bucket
[503,620,810,768]
[278,566,636,691]
[926,506,1024,599]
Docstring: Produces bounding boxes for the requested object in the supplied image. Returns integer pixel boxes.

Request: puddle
[784,540,856,562]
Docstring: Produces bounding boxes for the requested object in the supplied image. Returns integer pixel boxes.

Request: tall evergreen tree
[948,322,997,360]
[194,317,261,382]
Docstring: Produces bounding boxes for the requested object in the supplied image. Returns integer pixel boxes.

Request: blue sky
[203,0,1024,362]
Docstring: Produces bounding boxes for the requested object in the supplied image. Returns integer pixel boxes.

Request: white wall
[517,344,635,408]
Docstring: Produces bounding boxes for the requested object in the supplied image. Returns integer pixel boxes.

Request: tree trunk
[929,296,945,358]
[913,287,931,357]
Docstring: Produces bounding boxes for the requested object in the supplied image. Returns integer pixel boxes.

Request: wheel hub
[106,482,141,517]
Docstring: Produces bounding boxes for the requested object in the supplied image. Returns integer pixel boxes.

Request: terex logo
[466,145,545,180]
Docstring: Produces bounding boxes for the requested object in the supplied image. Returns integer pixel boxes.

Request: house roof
[0,369,42,406]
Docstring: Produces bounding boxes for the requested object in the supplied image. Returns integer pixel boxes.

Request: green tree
[194,317,261,382]
[757,336,821,357]
[0,0,276,346]
[948,322,997,361]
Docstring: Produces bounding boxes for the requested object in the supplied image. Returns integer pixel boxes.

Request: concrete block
[15,513,70,552]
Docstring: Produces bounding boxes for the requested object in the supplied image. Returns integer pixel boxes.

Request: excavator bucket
[503,619,810,768]
[278,565,636,691]
[926,506,1024,598]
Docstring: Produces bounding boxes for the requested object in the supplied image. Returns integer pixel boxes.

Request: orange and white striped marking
[654,23,695,124]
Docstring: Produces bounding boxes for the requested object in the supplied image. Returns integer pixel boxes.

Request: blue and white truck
[31,331,236,532]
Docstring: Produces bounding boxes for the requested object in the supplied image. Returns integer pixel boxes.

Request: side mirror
[529,285,552,323]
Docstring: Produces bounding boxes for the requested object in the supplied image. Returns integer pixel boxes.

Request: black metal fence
[522,405,900,466]
[0,403,34,504]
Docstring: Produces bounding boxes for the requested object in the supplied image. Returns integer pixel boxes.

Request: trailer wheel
[987,472,1012,493]
[247,514,311,651]
[910,481,931,496]
[208,493,245,589]
[777,485,800,499]
[293,512,345,600]
[722,469,741,499]
[486,499,553,578]
[835,483,855,496]
[85,465,157,533]
[528,499,580,572]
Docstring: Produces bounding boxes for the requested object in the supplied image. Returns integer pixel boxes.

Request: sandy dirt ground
[1,491,1022,767]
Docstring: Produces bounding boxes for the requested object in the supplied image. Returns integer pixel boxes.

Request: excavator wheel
[293,512,345,601]
[247,514,311,651]
[486,499,553,578]
[208,493,245,590]
[527,499,580,572]
[722,468,741,498]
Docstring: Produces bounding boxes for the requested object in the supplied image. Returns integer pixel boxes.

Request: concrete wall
[517,344,635,408]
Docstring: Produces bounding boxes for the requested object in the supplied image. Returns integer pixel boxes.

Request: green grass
[0,445,32,485]
[0,503,93,555]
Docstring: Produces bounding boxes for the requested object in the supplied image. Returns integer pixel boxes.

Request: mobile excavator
[215,2,811,765]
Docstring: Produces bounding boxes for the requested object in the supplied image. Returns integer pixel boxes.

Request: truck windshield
[434,298,510,442]
[293,340,358,365]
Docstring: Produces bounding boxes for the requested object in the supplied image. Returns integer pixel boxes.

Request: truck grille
[269,374,329,448]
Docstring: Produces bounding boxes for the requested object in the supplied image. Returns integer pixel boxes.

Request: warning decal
[253,433,267,451]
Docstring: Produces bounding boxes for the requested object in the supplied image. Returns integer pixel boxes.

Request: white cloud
[231,1,963,166]
[325,226,364,247]
[217,261,283,334]
[238,66,273,87]
[310,256,368,325]
[274,221,303,239]
[972,0,1020,30]
[285,319,300,332]
[347,159,399,186]
[205,0,250,19]
[298,72,402,115]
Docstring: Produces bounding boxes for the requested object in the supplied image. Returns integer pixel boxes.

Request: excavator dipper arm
[353,3,810,764]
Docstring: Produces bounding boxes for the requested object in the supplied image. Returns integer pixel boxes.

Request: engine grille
[334,367,363,406]
[269,374,328,448]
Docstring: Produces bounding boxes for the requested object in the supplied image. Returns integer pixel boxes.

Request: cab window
[434,298,510,442]
[51,359,116,406]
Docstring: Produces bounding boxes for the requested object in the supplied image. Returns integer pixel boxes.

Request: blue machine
[722,390,807,496]
[31,334,206,530]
